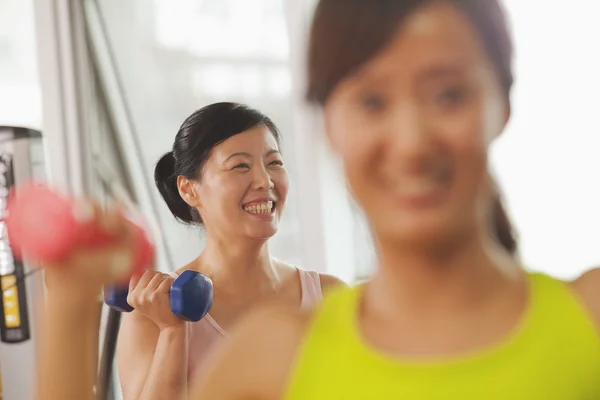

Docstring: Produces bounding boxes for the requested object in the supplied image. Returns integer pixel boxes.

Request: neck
[196,235,279,291]
[368,230,521,318]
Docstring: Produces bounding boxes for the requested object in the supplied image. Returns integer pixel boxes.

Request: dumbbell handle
[104,270,213,322]
[104,286,133,313]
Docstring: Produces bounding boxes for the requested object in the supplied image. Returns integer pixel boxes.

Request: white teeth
[244,201,273,215]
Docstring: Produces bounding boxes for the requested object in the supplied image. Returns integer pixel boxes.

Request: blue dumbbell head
[104,286,134,313]
[170,270,214,322]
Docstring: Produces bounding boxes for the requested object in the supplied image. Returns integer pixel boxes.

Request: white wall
[492,0,600,279]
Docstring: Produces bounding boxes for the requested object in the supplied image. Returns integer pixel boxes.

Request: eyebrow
[356,60,469,85]
[223,149,280,163]
[416,64,469,81]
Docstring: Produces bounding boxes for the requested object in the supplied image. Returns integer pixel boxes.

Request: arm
[35,203,137,400]
[36,285,103,400]
[189,306,307,400]
[117,311,188,400]
[571,267,600,331]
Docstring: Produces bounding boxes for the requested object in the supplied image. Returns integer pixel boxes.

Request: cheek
[326,103,373,157]
[326,107,379,200]
[436,100,493,167]
[436,100,501,204]
[273,170,290,201]
[202,176,244,209]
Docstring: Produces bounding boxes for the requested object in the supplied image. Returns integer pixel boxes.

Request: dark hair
[154,102,281,225]
[306,0,518,254]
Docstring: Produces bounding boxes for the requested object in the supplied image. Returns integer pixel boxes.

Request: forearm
[36,291,102,400]
[138,324,188,400]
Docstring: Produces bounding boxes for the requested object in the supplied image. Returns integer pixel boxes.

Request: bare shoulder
[190,304,311,399]
[318,273,349,292]
[570,267,600,327]
[276,260,348,291]
[174,260,196,276]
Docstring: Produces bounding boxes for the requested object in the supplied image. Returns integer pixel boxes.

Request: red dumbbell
[5,182,153,279]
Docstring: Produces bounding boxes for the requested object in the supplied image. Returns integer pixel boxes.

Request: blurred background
[0,0,599,397]
[3,0,597,282]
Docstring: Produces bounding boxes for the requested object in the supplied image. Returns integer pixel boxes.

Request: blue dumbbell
[104,270,214,322]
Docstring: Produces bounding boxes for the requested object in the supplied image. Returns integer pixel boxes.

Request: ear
[177,176,201,208]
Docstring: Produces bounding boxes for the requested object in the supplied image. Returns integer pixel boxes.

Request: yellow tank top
[284,273,600,399]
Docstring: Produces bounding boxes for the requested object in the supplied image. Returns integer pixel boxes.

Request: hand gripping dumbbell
[104,269,213,322]
[6,182,213,322]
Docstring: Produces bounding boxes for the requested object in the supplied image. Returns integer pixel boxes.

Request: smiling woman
[115,102,345,400]
[176,122,287,240]
[154,103,286,235]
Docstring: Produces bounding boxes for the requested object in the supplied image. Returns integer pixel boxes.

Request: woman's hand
[43,200,137,303]
[127,270,183,330]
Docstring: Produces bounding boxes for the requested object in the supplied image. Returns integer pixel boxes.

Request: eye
[234,163,250,170]
[360,93,386,112]
[436,86,467,107]
[268,160,284,167]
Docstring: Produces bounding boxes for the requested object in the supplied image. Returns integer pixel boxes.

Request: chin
[245,226,278,241]
[379,211,463,249]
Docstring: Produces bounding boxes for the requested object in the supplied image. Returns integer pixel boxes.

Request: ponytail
[154,152,200,224]
[490,186,518,255]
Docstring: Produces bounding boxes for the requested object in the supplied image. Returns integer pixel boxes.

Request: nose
[252,165,274,191]
[386,105,433,164]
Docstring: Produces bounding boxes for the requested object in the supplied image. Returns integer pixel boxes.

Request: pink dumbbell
[5,182,153,278]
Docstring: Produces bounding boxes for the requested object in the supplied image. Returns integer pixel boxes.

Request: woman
[188,0,600,398]
[116,102,344,399]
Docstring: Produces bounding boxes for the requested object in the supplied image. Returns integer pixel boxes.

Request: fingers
[71,197,100,225]
[38,195,155,302]
[157,278,172,294]
[128,273,142,292]
[147,272,166,291]
[132,270,158,290]
[72,198,130,240]
[46,200,142,285]
[127,270,174,308]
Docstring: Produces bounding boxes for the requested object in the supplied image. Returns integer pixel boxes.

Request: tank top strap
[526,272,599,342]
[298,268,323,310]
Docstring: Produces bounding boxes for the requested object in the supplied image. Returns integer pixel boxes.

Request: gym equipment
[6,182,213,322]
[104,269,214,322]
[0,126,44,400]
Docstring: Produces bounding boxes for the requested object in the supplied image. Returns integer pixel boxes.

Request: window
[0,0,41,129]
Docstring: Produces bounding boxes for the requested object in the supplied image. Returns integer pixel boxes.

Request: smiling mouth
[386,169,452,205]
[243,201,275,215]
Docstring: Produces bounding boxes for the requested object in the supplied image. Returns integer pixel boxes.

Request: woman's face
[324,2,509,247]
[190,124,289,240]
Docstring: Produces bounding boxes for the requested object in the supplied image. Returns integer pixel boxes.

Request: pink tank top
[170,268,323,380]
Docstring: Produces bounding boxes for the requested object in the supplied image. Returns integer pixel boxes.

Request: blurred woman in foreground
[190,0,600,398]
